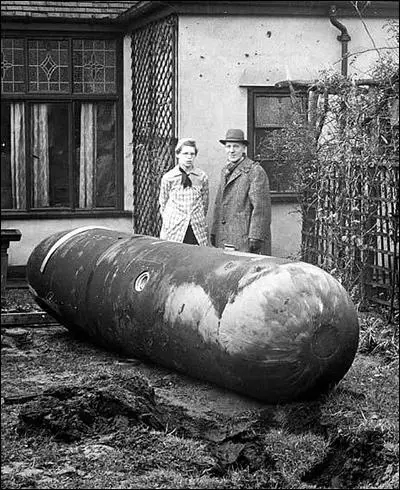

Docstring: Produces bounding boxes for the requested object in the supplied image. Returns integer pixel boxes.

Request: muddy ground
[1,288,399,489]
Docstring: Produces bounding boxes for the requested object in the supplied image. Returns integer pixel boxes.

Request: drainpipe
[329,5,351,77]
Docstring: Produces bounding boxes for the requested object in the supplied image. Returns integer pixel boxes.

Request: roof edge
[121,0,399,19]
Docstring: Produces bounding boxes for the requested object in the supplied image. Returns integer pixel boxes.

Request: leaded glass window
[1,37,117,95]
[1,38,25,93]
[73,40,116,94]
[28,40,69,93]
[1,34,121,213]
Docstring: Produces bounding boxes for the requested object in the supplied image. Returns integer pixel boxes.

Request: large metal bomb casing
[27,227,359,403]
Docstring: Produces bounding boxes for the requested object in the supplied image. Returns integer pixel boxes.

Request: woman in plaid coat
[211,129,271,255]
[159,138,209,246]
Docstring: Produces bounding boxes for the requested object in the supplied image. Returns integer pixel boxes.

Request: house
[1,1,398,280]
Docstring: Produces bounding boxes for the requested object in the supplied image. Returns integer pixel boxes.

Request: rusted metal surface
[27,227,359,403]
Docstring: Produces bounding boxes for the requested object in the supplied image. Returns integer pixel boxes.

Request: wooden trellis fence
[131,14,177,237]
[302,82,399,313]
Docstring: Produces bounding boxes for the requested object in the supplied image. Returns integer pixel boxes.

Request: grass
[1,288,399,489]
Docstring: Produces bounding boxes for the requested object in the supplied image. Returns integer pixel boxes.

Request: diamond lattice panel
[131,15,177,237]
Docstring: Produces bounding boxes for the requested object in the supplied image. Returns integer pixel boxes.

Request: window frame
[247,86,305,203]
[1,30,127,219]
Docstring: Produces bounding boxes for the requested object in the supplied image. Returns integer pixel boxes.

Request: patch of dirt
[1,288,43,314]
[16,373,165,442]
[303,429,399,489]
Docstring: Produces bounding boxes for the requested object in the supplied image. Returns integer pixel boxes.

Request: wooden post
[1,229,22,296]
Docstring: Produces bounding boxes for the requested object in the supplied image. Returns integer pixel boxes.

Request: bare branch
[351,1,382,60]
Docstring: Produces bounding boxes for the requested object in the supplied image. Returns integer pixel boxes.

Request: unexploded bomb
[27,227,359,403]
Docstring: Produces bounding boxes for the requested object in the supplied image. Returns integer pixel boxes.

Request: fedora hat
[219,128,249,145]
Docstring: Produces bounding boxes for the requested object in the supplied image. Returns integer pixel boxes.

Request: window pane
[30,103,70,207]
[255,128,296,192]
[1,103,13,208]
[255,95,294,126]
[73,40,117,94]
[253,91,306,192]
[1,38,26,93]
[1,102,27,209]
[28,40,69,93]
[75,102,116,208]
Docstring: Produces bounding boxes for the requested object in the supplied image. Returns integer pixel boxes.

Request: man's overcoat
[211,157,271,254]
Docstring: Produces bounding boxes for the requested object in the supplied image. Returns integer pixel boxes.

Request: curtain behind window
[10,103,26,209]
[79,103,97,208]
[32,104,49,207]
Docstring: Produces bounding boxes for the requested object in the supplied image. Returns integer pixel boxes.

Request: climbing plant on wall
[259,23,399,317]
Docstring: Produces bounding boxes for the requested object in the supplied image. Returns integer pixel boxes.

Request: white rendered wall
[4,218,134,267]
[123,34,134,212]
[177,14,394,258]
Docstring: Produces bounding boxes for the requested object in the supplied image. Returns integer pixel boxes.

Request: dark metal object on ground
[27,227,359,403]
[1,312,59,328]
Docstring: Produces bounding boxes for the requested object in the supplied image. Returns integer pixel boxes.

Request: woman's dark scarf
[179,167,192,188]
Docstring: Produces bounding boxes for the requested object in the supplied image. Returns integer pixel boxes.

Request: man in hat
[210,129,271,254]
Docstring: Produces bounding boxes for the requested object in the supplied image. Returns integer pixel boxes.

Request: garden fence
[302,85,399,313]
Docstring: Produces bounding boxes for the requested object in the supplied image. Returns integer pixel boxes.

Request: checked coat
[159,165,209,246]
[211,157,271,254]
